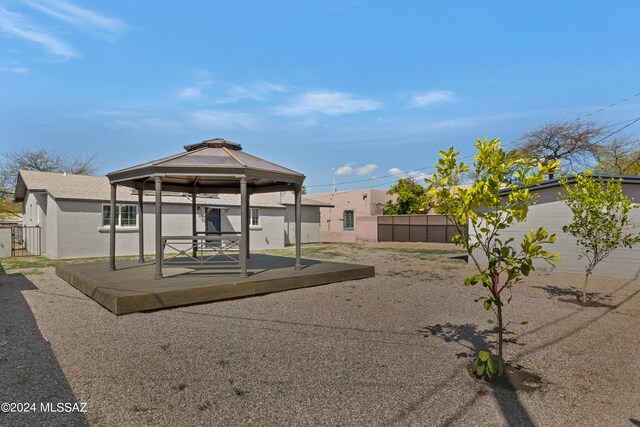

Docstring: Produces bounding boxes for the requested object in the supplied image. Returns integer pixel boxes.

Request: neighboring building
[14,170,329,259]
[310,189,395,243]
[473,176,640,279]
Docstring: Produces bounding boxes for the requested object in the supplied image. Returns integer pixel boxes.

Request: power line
[308,139,523,190]
[334,116,640,192]
[579,92,640,120]
[592,116,640,145]
[308,91,640,191]
[601,117,640,130]
[306,165,432,188]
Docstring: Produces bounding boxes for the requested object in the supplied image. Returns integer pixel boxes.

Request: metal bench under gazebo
[105,138,305,279]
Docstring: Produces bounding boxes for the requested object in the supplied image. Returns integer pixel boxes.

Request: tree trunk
[497,298,504,376]
[581,273,590,305]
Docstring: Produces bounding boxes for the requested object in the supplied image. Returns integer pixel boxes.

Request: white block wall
[472,185,640,279]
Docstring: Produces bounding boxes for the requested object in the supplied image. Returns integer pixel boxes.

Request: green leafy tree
[383,178,427,215]
[560,171,640,304]
[424,137,560,377]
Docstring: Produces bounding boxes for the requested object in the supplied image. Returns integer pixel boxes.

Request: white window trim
[250,208,261,229]
[99,204,139,231]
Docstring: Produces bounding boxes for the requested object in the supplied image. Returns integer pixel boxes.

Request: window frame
[250,208,260,227]
[102,204,138,228]
[343,210,354,231]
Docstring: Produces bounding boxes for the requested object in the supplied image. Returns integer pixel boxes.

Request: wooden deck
[55,254,375,315]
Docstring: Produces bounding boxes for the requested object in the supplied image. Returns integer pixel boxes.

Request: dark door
[205,208,221,234]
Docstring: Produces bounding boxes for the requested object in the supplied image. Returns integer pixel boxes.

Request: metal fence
[11,225,41,257]
[377,215,461,243]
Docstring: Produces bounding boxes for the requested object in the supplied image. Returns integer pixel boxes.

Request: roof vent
[183,138,242,152]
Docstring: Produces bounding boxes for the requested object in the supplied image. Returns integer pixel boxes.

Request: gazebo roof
[107,138,305,194]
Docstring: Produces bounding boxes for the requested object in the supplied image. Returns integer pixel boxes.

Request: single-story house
[309,188,395,243]
[14,170,330,259]
[474,175,640,279]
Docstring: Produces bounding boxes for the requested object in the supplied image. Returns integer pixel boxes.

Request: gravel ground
[1,242,640,426]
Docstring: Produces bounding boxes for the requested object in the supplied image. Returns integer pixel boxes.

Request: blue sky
[2,1,640,192]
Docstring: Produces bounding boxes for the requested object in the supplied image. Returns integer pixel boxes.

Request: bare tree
[0,148,99,198]
[516,120,604,173]
[594,135,640,175]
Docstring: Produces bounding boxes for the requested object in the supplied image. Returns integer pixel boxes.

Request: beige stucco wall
[472,184,640,279]
[311,189,393,243]
[355,215,379,242]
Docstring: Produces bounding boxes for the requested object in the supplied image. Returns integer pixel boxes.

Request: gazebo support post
[108,183,117,271]
[294,184,302,271]
[138,187,144,263]
[240,178,248,277]
[246,193,251,259]
[192,187,197,259]
[154,176,163,280]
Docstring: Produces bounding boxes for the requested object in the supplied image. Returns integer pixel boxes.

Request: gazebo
[106,138,305,279]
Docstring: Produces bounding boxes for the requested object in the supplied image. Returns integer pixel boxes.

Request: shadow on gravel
[532,285,616,308]
[419,322,536,427]
[420,322,491,356]
[0,273,88,427]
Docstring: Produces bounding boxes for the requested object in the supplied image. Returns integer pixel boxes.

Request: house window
[343,210,354,231]
[250,208,260,227]
[102,205,138,227]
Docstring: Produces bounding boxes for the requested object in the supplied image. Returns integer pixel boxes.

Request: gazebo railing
[162,235,241,269]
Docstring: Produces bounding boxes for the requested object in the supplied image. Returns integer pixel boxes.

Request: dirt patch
[466,362,545,393]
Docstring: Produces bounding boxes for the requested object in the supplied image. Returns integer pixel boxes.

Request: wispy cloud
[190,110,261,130]
[177,76,214,100]
[388,167,404,176]
[355,164,378,175]
[177,78,286,104]
[274,91,382,116]
[409,90,455,108]
[0,66,30,74]
[227,82,286,102]
[387,167,429,181]
[0,7,78,58]
[178,86,205,100]
[334,162,355,176]
[22,0,125,41]
[0,1,124,59]
[334,162,378,176]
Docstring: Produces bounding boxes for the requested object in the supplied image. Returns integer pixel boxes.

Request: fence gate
[11,225,41,257]
[378,214,461,243]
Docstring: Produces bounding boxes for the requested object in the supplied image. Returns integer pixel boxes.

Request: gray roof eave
[108,165,305,187]
[498,174,640,196]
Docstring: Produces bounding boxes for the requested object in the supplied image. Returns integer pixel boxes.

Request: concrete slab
[55,254,375,314]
